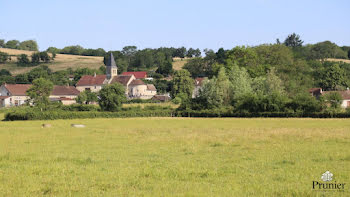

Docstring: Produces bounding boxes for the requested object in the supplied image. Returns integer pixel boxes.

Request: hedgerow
[4,107,350,121]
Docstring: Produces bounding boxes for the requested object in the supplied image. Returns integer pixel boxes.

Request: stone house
[0,84,31,107]
[192,77,207,98]
[76,53,157,99]
[75,74,107,92]
[50,86,80,105]
[0,84,80,107]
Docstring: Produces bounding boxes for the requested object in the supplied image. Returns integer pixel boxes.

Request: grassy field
[0,117,349,196]
[0,48,104,75]
[173,58,189,70]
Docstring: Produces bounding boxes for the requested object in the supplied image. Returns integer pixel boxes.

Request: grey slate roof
[107,53,117,68]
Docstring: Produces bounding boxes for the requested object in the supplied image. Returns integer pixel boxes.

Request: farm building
[0,84,80,107]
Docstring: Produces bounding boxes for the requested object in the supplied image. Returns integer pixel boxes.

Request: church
[76,53,157,99]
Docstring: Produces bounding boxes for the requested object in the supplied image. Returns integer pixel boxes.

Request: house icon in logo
[321,171,333,182]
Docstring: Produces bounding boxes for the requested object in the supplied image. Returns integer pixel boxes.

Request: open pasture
[0,118,349,196]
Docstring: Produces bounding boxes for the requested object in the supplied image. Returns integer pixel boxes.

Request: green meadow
[0,118,349,196]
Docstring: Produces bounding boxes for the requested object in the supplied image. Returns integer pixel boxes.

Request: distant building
[192,77,207,98]
[0,84,31,107]
[309,88,350,108]
[50,86,80,105]
[0,84,80,107]
[76,53,157,99]
[75,73,107,92]
[152,94,171,102]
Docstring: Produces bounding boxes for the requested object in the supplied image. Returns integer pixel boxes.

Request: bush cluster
[60,104,100,111]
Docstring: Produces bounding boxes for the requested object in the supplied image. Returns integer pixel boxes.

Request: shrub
[60,104,100,111]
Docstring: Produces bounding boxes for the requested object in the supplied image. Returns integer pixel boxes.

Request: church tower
[106,52,118,80]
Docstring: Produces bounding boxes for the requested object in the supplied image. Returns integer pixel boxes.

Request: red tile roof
[130,79,145,86]
[110,75,133,86]
[76,75,106,86]
[52,86,80,96]
[0,96,10,99]
[122,72,147,79]
[195,77,206,86]
[3,84,32,96]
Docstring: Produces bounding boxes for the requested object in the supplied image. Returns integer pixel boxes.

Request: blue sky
[1,0,349,51]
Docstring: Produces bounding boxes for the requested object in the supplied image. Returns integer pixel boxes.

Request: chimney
[347,87,349,91]
[94,72,96,77]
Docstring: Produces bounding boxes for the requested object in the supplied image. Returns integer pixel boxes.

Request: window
[85,88,91,91]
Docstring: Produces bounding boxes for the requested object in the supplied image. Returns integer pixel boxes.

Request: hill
[0,48,104,75]
[172,57,189,70]
[0,48,192,74]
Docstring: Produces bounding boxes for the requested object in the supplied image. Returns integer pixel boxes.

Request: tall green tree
[26,78,53,111]
[19,40,39,51]
[5,40,20,49]
[0,69,11,76]
[31,52,40,65]
[76,90,97,104]
[98,83,126,111]
[17,54,30,66]
[0,52,9,63]
[284,33,303,47]
[325,92,342,109]
[319,64,346,90]
[0,39,5,48]
[171,69,194,100]
[199,67,231,108]
[40,51,50,63]
[227,63,253,101]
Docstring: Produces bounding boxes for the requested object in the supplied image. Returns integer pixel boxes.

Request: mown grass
[0,118,349,196]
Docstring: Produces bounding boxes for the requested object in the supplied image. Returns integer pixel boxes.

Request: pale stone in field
[42,124,52,128]
[71,124,86,128]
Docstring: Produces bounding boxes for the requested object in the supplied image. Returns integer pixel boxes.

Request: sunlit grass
[0,48,103,75]
[0,118,349,196]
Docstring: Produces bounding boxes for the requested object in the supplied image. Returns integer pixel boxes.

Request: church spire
[107,52,117,68]
[106,52,118,80]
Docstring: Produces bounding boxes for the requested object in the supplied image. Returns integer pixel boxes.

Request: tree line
[171,33,350,114]
[103,46,201,76]
[0,39,38,51]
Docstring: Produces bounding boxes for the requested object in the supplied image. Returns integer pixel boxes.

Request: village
[0,53,167,107]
